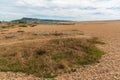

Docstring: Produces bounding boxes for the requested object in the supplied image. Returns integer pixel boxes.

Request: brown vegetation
[0,37,104,78]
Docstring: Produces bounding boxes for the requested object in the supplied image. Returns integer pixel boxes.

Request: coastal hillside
[11,17,70,23]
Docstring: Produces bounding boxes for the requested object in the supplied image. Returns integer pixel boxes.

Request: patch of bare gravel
[53,25,120,80]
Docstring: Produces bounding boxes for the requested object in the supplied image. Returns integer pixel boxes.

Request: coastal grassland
[0,37,104,78]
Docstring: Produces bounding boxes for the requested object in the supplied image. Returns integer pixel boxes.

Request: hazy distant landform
[11,17,71,23]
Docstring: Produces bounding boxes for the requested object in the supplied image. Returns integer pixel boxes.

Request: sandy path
[0,22,120,80]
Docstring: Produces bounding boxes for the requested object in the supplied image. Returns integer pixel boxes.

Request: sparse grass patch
[51,32,64,36]
[43,73,57,78]
[30,24,37,27]
[17,30,25,33]
[88,37,105,44]
[19,24,27,27]
[71,68,77,72]
[36,49,47,55]
[0,37,104,78]
[0,22,17,29]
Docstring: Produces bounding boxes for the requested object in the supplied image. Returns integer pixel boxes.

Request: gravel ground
[0,23,120,80]
[53,26,120,80]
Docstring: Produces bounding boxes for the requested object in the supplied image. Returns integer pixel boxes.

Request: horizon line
[1,17,120,22]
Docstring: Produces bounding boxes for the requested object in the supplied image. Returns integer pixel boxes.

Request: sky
[1,0,120,21]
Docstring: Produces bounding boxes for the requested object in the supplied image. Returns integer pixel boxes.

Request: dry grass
[0,37,104,78]
[18,24,28,27]
[0,22,74,29]
[0,22,15,28]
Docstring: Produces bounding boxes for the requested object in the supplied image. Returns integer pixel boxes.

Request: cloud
[0,0,120,21]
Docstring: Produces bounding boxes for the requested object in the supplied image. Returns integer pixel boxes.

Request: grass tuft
[19,24,27,27]
[36,49,47,55]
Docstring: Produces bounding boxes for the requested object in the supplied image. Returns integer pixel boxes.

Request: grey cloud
[1,0,120,21]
